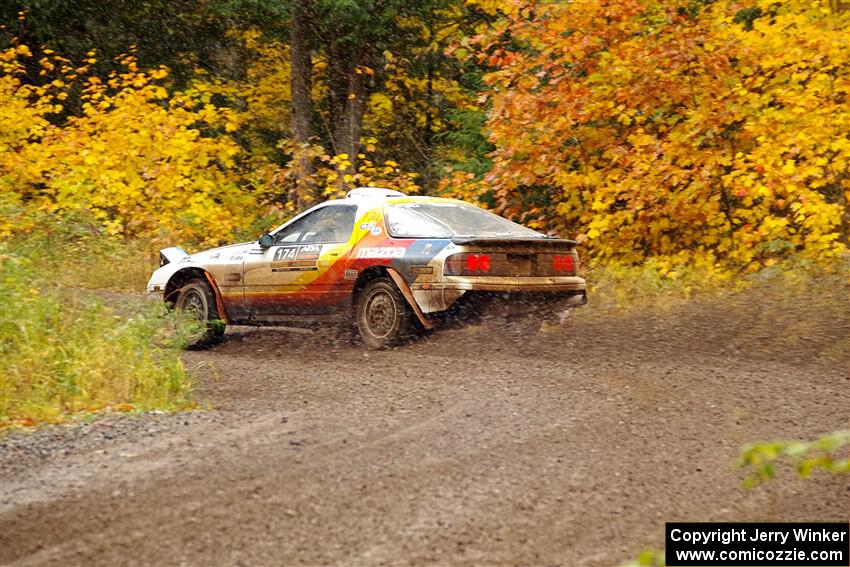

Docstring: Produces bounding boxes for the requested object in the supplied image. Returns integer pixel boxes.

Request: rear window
[385,202,544,239]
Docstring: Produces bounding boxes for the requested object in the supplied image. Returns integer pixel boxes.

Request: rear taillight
[553,254,574,273]
[446,251,578,276]
[446,253,492,275]
[467,254,490,272]
[535,252,578,276]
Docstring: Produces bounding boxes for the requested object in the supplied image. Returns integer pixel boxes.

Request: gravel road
[2,283,848,567]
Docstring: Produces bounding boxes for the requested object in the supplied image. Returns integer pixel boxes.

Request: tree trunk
[290,0,315,210]
[424,7,435,153]
[327,44,371,189]
[336,70,368,170]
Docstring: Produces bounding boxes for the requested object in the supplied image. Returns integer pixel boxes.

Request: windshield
[385,202,545,238]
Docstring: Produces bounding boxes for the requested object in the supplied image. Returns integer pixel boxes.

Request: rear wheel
[174,279,225,349]
[355,278,414,349]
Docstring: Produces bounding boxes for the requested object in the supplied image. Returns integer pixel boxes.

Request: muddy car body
[147,188,587,347]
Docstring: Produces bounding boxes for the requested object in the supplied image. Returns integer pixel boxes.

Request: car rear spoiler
[450,237,577,249]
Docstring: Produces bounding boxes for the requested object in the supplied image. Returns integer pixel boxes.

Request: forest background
[1,0,849,429]
[2,0,848,277]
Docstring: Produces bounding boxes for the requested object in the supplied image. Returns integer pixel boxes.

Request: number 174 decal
[272,245,322,271]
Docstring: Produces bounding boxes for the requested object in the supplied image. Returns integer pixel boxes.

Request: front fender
[146,259,195,295]
[147,262,230,323]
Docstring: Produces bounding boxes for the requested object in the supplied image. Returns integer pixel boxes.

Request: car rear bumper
[410,276,587,313]
[414,274,585,291]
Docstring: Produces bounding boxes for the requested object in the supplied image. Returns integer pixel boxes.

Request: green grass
[739,430,850,488]
[0,218,195,429]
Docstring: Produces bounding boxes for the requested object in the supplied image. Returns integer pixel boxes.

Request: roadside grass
[60,237,156,291]
[0,217,196,430]
[582,254,850,313]
[10,218,158,292]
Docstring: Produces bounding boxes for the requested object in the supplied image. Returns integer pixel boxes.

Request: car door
[242,204,357,316]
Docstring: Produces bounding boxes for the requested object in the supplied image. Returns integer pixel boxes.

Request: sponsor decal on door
[272,245,322,271]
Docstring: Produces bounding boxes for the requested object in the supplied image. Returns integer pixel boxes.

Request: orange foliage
[446,0,850,272]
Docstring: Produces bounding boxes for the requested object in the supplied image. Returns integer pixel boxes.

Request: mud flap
[386,269,434,330]
[203,271,229,324]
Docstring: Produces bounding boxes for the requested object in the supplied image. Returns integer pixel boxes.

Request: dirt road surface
[2,284,849,566]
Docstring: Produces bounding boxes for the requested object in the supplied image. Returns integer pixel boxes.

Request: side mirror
[258,233,274,248]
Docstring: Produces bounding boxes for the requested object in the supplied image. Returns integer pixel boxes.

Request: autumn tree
[1,0,251,86]
[0,45,255,245]
[362,0,493,187]
[290,0,316,210]
[450,0,850,271]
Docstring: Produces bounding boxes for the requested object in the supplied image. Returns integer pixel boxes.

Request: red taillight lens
[464,254,490,272]
[446,253,492,275]
[553,255,574,272]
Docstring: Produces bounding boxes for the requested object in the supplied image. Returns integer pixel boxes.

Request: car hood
[187,241,254,264]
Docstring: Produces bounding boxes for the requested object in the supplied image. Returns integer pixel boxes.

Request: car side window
[273,205,357,245]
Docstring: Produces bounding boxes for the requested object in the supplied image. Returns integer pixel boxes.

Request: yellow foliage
[188,29,293,165]
[1,45,257,247]
[274,140,421,205]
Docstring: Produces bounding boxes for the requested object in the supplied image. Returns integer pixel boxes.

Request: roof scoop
[346,187,405,199]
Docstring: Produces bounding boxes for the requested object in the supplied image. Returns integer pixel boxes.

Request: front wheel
[355,278,414,349]
[174,279,225,349]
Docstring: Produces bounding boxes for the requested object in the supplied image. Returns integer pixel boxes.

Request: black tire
[355,277,414,349]
[174,279,225,349]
